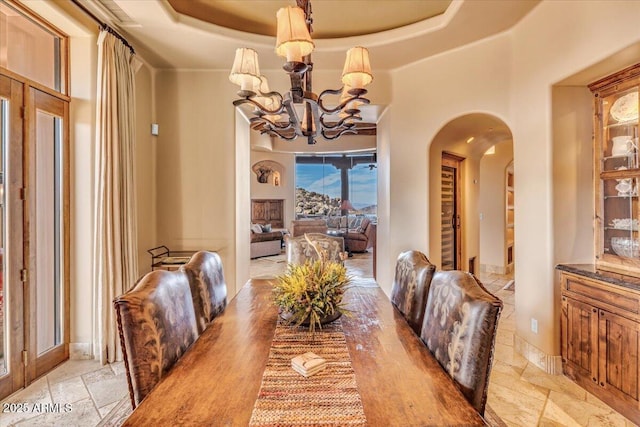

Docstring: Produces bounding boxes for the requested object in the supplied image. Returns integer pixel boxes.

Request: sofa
[250,224,284,258]
[343,217,376,253]
[290,219,328,237]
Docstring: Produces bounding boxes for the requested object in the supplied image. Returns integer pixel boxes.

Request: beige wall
[479,140,514,271]
[135,64,157,276]
[68,34,97,357]
[387,1,640,363]
[154,70,239,291]
[552,86,594,265]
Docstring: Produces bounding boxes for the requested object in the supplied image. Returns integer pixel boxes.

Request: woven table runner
[249,319,367,426]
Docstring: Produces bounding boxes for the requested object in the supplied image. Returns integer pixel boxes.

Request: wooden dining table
[122,279,485,426]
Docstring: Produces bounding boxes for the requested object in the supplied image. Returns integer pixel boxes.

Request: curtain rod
[70,0,135,54]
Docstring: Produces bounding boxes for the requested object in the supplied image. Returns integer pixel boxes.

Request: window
[295,153,377,218]
[0,0,67,93]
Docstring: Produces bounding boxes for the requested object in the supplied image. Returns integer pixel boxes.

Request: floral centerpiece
[273,234,351,331]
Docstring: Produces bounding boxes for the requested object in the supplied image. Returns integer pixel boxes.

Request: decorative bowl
[611,237,640,258]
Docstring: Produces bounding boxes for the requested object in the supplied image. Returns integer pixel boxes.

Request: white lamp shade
[342,47,373,89]
[275,6,314,62]
[229,48,261,91]
[252,76,281,113]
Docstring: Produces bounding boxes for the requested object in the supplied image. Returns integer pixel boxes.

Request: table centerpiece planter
[273,234,351,331]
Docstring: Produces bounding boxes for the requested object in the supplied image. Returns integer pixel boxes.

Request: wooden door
[0,74,26,398]
[0,76,69,400]
[598,309,640,407]
[561,295,599,383]
[441,153,462,270]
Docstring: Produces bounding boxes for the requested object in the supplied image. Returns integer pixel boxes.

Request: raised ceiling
[80,0,540,71]
[166,0,451,39]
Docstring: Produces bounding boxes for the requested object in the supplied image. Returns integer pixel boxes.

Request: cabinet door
[598,310,640,406]
[562,296,599,383]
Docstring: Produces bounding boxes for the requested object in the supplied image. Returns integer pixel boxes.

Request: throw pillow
[261,223,272,232]
[251,224,263,234]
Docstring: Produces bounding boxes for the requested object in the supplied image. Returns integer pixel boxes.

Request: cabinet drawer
[564,275,639,315]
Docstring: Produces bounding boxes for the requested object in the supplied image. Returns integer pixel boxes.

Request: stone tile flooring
[0,251,636,426]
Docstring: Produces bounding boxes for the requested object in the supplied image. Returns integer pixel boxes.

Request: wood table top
[123,279,485,426]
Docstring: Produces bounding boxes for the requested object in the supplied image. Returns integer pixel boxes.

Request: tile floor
[0,251,636,426]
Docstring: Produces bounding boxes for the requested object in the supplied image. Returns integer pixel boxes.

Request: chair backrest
[182,251,228,334]
[114,269,199,409]
[390,250,436,334]
[290,219,328,237]
[285,233,344,265]
[419,270,502,416]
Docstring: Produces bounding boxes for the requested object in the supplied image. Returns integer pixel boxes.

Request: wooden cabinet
[251,199,284,228]
[560,270,640,422]
[589,64,640,276]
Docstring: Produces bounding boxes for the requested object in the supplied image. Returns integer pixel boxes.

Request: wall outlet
[151,123,159,136]
[531,318,538,334]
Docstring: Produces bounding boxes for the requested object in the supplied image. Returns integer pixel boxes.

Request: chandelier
[229,0,373,145]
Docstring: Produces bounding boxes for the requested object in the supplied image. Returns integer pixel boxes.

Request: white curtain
[93,29,141,364]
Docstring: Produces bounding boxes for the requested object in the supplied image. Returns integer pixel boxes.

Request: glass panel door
[27,87,68,380]
[34,110,62,355]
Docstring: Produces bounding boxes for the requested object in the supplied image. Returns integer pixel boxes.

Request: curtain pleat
[93,30,139,364]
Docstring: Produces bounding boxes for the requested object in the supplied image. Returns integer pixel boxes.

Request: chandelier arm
[319,114,360,130]
[233,98,285,115]
[321,127,358,140]
[262,128,299,141]
[250,116,293,131]
[317,92,371,114]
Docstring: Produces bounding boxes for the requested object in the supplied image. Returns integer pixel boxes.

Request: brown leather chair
[285,233,345,265]
[182,251,228,334]
[114,270,199,409]
[343,217,375,253]
[390,250,436,335]
[419,270,502,416]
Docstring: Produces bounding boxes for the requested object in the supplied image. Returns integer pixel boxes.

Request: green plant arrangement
[273,234,351,331]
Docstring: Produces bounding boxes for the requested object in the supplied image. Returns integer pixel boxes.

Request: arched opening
[428,113,514,276]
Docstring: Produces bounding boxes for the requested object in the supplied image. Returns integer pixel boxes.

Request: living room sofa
[250,226,284,259]
[343,217,375,252]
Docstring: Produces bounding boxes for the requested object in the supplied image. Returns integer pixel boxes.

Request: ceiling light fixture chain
[229,0,373,144]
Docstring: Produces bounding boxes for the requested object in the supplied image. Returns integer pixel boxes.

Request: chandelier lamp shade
[229,0,373,145]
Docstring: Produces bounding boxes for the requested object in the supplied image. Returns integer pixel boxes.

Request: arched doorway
[428,113,513,274]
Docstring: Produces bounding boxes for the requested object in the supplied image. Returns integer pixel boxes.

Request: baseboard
[70,342,93,360]
[514,335,562,375]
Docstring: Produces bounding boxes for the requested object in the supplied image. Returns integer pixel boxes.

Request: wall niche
[252,160,284,186]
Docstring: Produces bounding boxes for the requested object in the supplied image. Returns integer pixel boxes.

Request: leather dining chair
[182,251,228,334]
[285,233,345,265]
[390,250,436,335]
[114,269,199,409]
[419,270,502,416]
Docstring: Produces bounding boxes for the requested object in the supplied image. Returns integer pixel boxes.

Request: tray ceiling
[166,0,452,39]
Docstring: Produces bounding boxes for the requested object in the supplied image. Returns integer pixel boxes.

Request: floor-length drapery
[93,29,141,364]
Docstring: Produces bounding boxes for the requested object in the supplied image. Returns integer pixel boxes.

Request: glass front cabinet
[590,64,640,276]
